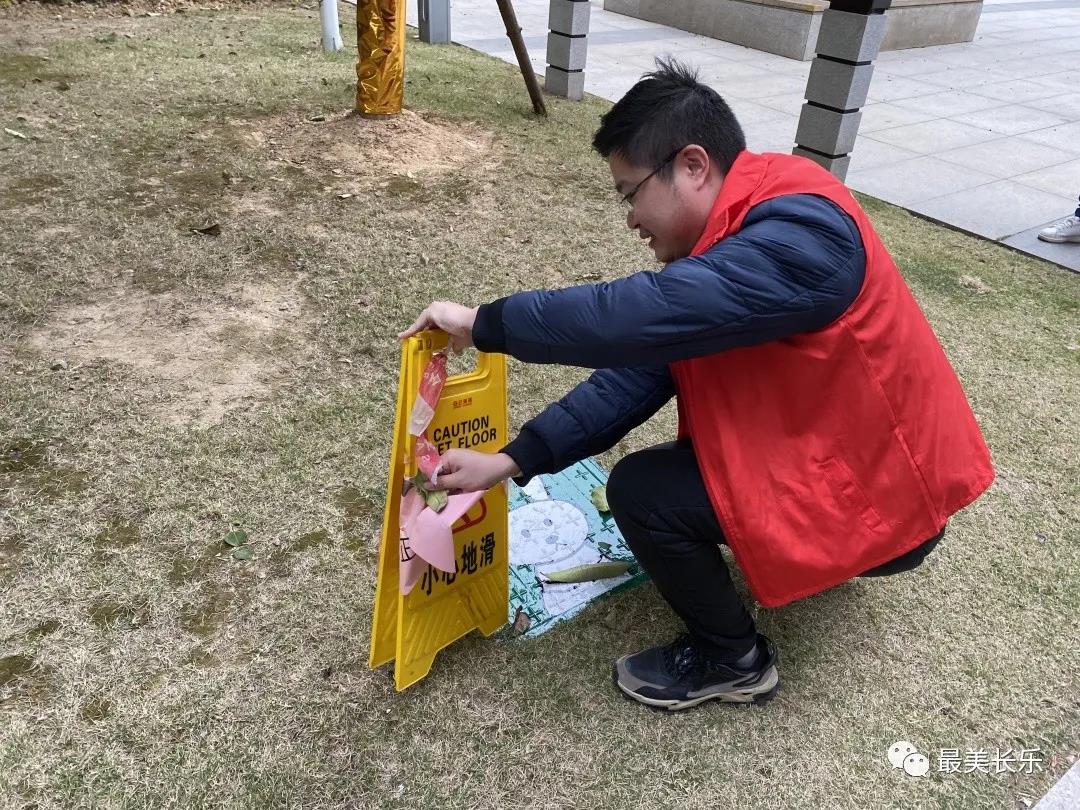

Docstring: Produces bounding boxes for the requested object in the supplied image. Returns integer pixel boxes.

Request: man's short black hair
[592,58,745,177]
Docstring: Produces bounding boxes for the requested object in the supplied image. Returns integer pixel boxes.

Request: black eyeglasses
[621,147,684,208]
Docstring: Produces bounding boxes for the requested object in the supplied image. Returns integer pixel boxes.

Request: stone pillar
[545,0,590,100]
[794,0,891,181]
[418,0,451,44]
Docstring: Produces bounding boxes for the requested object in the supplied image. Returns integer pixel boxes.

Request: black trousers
[606,441,944,664]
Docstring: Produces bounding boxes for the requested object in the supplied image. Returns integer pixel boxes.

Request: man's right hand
[399,301,478,353]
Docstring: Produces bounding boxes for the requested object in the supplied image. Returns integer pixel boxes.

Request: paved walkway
[407,0,1080,271]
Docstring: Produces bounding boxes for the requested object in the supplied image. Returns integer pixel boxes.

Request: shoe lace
[661,634,705,679]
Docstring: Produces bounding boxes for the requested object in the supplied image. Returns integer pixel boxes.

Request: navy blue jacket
[472,194,867,481]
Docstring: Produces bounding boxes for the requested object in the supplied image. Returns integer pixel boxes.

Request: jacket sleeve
[473,194,866,369]
[500,364,675,482]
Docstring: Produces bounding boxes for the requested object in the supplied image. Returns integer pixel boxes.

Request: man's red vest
[670,150,994,608]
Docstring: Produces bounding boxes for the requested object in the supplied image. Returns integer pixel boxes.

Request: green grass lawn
[1,3,1077,808]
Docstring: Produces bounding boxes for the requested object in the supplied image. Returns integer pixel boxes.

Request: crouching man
[399,60,993,711]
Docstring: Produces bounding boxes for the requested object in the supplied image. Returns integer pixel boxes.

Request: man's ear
[680,144,712,188]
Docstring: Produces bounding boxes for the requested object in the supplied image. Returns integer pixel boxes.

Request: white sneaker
[1037,214,1080,243]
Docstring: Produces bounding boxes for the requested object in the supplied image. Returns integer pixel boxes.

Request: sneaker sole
[612,663,780,712]
[1037,234,1080,243]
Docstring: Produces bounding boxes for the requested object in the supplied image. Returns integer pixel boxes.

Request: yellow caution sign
[369,331,509,690]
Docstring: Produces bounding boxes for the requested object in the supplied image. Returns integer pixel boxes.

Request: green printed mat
[507,459,648,638]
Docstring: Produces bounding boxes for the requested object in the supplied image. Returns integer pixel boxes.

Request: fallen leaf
[224,529,248,547]
[542,561,630,584]
[589,485,610,514]
[511,607,531,634]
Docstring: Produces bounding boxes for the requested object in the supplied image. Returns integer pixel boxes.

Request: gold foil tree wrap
[356,0,406,116]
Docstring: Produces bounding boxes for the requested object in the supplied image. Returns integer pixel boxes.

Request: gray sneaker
[1038,215,1080,243]
[613,633,779,711]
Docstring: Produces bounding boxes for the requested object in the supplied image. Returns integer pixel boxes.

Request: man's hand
[399,302,478,353]
[434,450,520,493]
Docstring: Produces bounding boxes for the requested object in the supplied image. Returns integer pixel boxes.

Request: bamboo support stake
[495,0,547,116]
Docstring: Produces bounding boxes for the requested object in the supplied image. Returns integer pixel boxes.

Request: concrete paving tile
[745,127,798,155]
[1032,70,1080,97]
[742,118,798,153]
[869,119,1002,154]
[918,67,1018,90]
[986,57,1075,81]
[710,45,794,65]
[717,73,812,100]
[968,78,1067,104]
[936,138,1073,178]
[858,102,937,133]
[846,155,997,206]
[1013,159,1080,198]
[885,43,984,68]
[583,75,639,102]
[755,93,808,116]
[872,56,954,78]
[726,99,796,126]
[696,60,788,84]
[948,104,1071,137]
[864,74,943,103]
[848,136,922,171]
[1033,759,1080,807]
[911,181,1077,240]
[892,90,1004,118]
[676,49,761,69]
[994,38,1079,58]
[1020,122,1080,156]
[997,52,1079,77]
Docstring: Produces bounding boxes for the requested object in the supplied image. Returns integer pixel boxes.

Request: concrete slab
[1033,759,1080,807]
[912,180,1076,239]
[846,155,998,206]
[935,138,1074,179]
[756,92,811,115]
[891,89,1004,117]
[1033,70,1080,96]
[1003,223,1080,272]
[967,78,1068,103]
[858,102,938,133]
[863,74,942,103]
[868,119,1001,154]
[1013,159,1080,198]
[1020,122,1080,156]
[849,136,923,170]
[1026,92,1080,120]
[948,104,1070,137]
[726,99,799,126]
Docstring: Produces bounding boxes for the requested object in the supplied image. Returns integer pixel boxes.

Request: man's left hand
[399,301,478,353]
[434,450,520,493]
